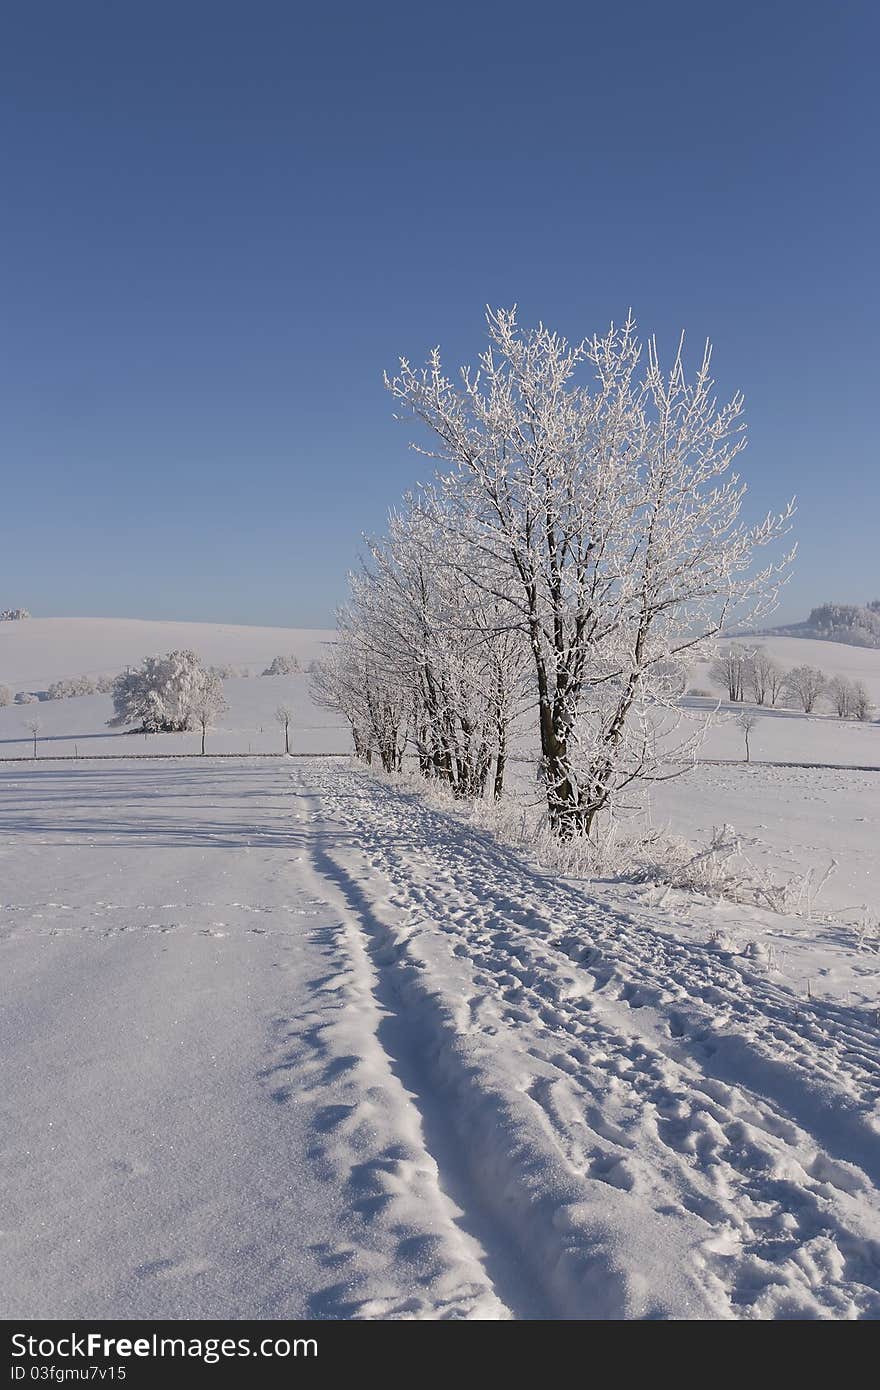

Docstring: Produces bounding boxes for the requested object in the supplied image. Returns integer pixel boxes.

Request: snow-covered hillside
[0,616,348,756]
[691,635,880,707]
[0,616,336,690]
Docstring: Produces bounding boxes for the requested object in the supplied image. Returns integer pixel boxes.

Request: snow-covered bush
[261,654,300,676]
[108,650,226,732]
[209,663,249,679]
[46,675,98,700]
[0,684,11,706]
[641,825,836,918]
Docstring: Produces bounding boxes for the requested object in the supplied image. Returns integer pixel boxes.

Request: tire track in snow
[275,780,513,1320]
[296,768,725,1319]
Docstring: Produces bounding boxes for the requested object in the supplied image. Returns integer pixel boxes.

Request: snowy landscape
[2,613,880,1320]
[2,4,877,1337]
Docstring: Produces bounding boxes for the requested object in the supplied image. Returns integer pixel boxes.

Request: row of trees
[708,645,873,718]
[313,308,794,839]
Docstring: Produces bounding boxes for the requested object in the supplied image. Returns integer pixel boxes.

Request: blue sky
[0,2,876,626]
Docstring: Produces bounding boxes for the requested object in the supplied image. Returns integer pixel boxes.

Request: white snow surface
[2,621,879,1318]
[3,756,880,1320]
[0,616,337,690]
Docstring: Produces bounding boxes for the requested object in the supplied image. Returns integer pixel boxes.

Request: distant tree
[0,608,31,621]
[853,681,874,722]
[784,665,827,713]
[709,646,749,702]
[746,648,783,706]
[193,682,227,754]
[827,675,857,719]
[109,651,225,733]
[24,717,41,757]
[805,603,880,648]
[275,704,294,755]
[0,684,11,707]
[209,663,247,679]
[765,659,787,707]
[261,654,301,676]
[46,675,98,700]
[736,711,760,763]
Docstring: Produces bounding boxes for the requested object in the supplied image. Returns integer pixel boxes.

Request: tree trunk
[493,723,506,801]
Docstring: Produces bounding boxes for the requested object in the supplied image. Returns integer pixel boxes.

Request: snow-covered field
[0,616,336,690]
[2,620,879,1319]
[0,617,347,757]
[2,756,879,1319]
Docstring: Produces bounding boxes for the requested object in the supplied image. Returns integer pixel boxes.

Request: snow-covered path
[302,762,880,1320]
[0,762,506,1320]
[3,758,880,1320]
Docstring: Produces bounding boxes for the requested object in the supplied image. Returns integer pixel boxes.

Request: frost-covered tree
[746,647,783,706]
[736,711,759,762]
[0,684,11,707]
[192,681,227,754]
[47,675,98,700]
[310,645,372,763]
[0,608,31,621]
[24,717,41,756]
[275,704,294,754]
[325,495,532,796]
[852,681,873,722]
[827,675,857,718]
[805,603,880,648]
[108,651,225,733]
[261,654,301,676]
[784,664,827,713]
[386,308,793,837]
[709,646,749,702]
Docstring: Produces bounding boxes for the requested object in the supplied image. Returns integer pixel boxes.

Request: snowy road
[0,762,505,1319]
[2,759,880,1320]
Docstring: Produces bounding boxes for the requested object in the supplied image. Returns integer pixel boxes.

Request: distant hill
[0,616,336,689]
[762,602,880,649]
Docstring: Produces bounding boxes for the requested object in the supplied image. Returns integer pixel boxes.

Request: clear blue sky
[1,1,876,626]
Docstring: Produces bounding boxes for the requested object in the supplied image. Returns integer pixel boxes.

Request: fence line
[0,751,350,763]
